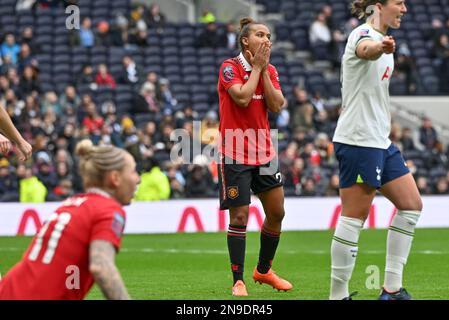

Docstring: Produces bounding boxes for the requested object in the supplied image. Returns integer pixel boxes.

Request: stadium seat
[144,65,163,75]
[179,37,195,47]
[163,46,179,57]
[182,65,199,75]
[161,36,178,47]
[145,55,162,66]
[181,56,198,66]
[163,56,180,66]
[164,65,181,75]
[180,47,196,56]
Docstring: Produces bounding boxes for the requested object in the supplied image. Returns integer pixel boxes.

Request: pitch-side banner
[0,196,447,236]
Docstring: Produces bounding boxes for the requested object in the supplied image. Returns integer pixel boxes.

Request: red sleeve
[90,205,126,251]
[268,65,282,90]
[219,61,243,91]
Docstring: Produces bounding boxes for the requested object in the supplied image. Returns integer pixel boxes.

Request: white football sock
[384,210,420,292]
[330,216,364,300]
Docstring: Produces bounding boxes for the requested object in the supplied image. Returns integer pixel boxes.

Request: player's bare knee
[267,208,285,223]
[230,208,249,226]
[396,197,423,212]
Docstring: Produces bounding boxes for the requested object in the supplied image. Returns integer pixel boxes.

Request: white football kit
[333,23,394,149]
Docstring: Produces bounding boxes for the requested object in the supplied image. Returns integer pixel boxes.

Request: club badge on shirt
[223,66,234,82]
[359,29,370,36]
[112,212,125,238]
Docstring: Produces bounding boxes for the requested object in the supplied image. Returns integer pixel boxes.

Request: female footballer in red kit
[217,17,293,296]
[0,140,140,299]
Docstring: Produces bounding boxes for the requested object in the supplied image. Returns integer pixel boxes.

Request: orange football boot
[253,268,293,292]
[232,280,248,296]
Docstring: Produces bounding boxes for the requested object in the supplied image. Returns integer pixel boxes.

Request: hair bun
[75,139,94,157]
[239,17,254,30]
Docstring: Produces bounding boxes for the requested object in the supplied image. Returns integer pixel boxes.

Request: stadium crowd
[0,0,448,202]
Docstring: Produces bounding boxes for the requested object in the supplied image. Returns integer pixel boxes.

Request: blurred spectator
[3,89,22,119]
[19,166,47,203]
[133,82,159,115]
[343,17,359,39]
[20,27,40,54]
[6,68,20,90]
[159,78,177,111]
[130,28,149,47]
[52,178,74,201]
[220,22,238,50]
[0,56,14,76]
[130,4,147,30]
[309,13,331,45]
[434,177,449,195]
[301,177,317,197]
[138,134,154,161]
[77,64,97,89]
[111,13,130,46]
[199,9,216,24]
[35,157,58,195]
[390,122,403,147]
[280,141,299,173]
[197,22,221,48]
[59,85,81,114]
[122,116,141,161]
[429,18,445,47]
[400,127,416,151]
[165,161,185,199]
[41,108,57,137]
[17,43,37,75]
[145,3,166,31]
[330,29,346,68]
[284,158,305,196]
[201,110,219,145]
[16,0,37,11]
[292,100,314,132]
[101,101,124,147]
[416,176,431,195]
[19,65,40,97]
[95,21,111,47]
[429,141,448,169]
[419,117,438,150]
[433,34,449,93]
[95,64,116,89]
[320,5,335,30]
[185,156,216,198]
[0,158,19,202]
[314,133,335,166]
[175,105,199,128]
[325,174,340,196]
[134,158,170,201]
[119,55,143,84]
[71,17,95,48]
[41,91,62,116]
[82,102,104,142]
[1,33,21,65]
[395,43,417,94]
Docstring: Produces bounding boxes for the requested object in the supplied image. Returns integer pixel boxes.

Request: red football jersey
[0,191,126,300]
[217,53,281,165]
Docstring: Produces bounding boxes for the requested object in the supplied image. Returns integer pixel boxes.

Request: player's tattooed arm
[89,240,131,300]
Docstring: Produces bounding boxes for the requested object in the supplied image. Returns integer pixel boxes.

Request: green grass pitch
[1,228,448,300]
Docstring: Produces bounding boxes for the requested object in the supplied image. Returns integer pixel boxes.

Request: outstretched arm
[89,240,130,300]
[356,36,395,61]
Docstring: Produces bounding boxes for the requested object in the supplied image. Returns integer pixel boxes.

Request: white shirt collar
[86,187,112,198]
[238,52,252,71]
